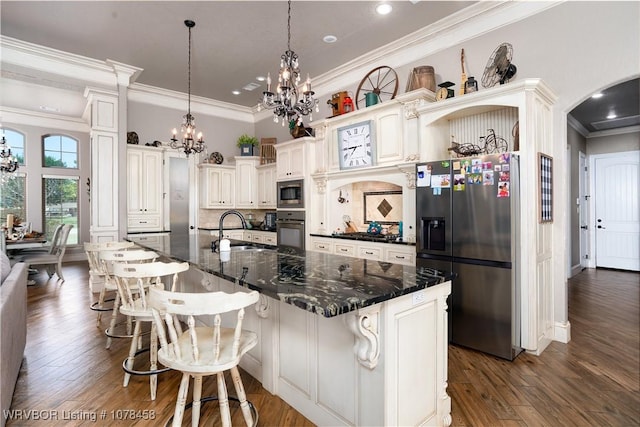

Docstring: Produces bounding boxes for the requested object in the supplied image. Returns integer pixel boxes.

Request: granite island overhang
[127,233,452,318]
[127,232,453,426]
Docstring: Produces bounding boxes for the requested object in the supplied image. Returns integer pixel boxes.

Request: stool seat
[149,287,259,427]
[110,260,190,401]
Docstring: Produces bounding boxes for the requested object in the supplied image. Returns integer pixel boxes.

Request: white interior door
[579,151,589,268]
[593,151,639,271]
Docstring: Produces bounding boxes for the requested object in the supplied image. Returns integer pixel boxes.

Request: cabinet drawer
[358,246,383,260]
[128,216,161,229]
[334,243,355,256]
[385,248,415,265]
[252,234,264,243]
[263,235,277,245]
[312,240,332,253]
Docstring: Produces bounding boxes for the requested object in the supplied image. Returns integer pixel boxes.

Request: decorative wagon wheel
[355,66,399,109]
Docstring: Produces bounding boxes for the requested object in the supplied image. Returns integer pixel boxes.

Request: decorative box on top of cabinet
[199,164,235,208]
[127,146,163,232]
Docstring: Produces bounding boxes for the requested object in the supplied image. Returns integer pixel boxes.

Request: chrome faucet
[213,210,247,251]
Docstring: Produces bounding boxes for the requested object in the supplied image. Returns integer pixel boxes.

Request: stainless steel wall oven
[276,210,305,254]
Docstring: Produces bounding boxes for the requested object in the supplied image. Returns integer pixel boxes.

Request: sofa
[0,252,28,427]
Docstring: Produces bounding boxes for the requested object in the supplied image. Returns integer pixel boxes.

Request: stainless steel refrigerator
[416,153,522,360]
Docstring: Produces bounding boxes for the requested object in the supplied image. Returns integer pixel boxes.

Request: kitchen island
[127,233,453,426]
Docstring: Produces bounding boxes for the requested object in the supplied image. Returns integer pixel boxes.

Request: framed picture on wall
[538,153,553,223]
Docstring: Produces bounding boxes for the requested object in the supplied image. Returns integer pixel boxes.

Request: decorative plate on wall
[209,152,224,164]
[127,131,139,145]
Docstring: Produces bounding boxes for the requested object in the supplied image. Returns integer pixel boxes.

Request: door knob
[597,225,605,229]
[580,225,588,230]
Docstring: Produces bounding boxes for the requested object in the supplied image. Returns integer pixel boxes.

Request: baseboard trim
[570,264,583,277]
[554,321,571,343]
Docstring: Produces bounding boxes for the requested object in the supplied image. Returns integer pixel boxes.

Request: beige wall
[587,131,640,155]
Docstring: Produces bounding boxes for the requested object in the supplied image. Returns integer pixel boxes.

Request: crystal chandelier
[0,136,19,174]
[260,0,319,126]
[170,19,205,157]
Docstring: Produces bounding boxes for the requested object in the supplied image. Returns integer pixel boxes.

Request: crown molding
[1,35,117,89]
[567,113,589,138]
[586,125,640,139]
[0,106,90,133]
[128,83,255,123]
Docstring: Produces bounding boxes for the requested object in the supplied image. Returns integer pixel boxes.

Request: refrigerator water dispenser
[421,217,446,251]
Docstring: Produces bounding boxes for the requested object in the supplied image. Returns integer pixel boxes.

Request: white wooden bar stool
[100,249,158,349]
[149,287,259,427]
[84,241,136,326]
[111,260,190,401]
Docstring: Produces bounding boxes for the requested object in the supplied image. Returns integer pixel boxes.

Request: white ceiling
[1,1,637,134]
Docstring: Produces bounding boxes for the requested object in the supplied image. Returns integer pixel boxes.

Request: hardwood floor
[6,263,639,426]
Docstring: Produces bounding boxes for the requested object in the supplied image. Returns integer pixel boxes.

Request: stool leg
[105,292,121,349]
[172,373,190,427]
[231,366,254,426]
[192,376,202,427]
[217,372,231,427]
[95,286,107,326]
[123,320,141,387]
[150,323,158,401]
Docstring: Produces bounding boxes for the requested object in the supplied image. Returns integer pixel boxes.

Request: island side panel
[382,284,445,426]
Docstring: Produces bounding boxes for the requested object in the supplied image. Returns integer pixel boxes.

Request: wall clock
[337,120,375,170]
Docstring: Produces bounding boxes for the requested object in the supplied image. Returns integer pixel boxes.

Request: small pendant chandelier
[0,135,19,174]
[260,0,319,126]
[170,19,205,157]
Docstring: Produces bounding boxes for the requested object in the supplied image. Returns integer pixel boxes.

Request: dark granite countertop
[127,233,452,318]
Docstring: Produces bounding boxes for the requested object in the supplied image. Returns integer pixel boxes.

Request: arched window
[42,134,78,168]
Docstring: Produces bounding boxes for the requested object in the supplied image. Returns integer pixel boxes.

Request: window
[1,128,25,165]
[1,174,26,226]
[43,134,78,168]
[43,176,78,244]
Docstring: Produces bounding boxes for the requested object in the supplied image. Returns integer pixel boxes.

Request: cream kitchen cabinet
[199,164,235,208]
[127,146,163,232]
[276,138,307,180]
[256,163,277,208]
[316,90,432,172]
[309,236,416,266]
[247,230,277,245]
[235,156,260,209]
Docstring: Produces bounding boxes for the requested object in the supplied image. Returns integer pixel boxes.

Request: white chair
[149,286,259,427]
[100,249,159,349]
[110,260,190,401]
[84,241,136,326]
[14,223,63,255]
[14,224,73,281]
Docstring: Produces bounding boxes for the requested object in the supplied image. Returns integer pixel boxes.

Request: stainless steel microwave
[277,179,304,209]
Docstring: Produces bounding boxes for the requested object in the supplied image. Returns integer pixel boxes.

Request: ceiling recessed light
[606,113,617,119]
[591,92,603,99]
[256,76,266,82]
[376,3,392,15]
[232,90,241,95]
[323,35,337,44]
